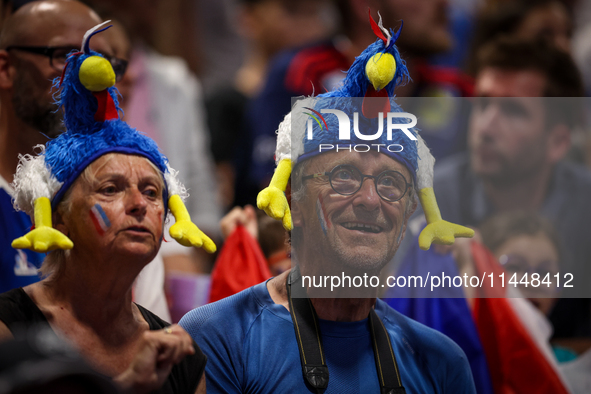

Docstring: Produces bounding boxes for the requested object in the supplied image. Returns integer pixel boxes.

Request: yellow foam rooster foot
[418,187,474,250]
[257,186,292,230]
[12,227,74,253]
[257,158,292,230]
[169,220,216,253]
[11,197,73,253]
[168,194,216,253]
[418,220,474,251]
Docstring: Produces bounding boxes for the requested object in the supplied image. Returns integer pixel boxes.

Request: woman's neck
[37,254,146,332]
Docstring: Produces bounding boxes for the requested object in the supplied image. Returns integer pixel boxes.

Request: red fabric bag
[209,226,272,303]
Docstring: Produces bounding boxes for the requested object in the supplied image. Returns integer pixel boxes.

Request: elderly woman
[0,22,213,394]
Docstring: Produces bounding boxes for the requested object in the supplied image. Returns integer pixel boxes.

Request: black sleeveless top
[0,288,206,394]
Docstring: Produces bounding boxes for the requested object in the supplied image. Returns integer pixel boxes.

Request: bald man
[0,0,112,291]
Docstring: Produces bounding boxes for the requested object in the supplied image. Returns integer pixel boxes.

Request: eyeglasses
[5,46,128,82]
[103,55,128,83]
[302,164,412,202]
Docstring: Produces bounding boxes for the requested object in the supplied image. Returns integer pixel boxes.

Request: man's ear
[408,197,418,218]
[53,210,68,236]
[547,124,571,164]
[291,200,304,228]
[0,50,14,89]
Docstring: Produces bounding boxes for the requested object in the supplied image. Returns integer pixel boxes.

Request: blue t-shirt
[180,281,476,393]
[0,183,44,293]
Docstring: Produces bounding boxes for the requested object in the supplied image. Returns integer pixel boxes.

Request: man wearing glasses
[292,156,416,283]
[0,0,116,292]
[181,92,476,392]
[432,37,591,339]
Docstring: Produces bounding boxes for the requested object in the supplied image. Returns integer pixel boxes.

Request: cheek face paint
[89,203,111,236]
[316,195,330,236]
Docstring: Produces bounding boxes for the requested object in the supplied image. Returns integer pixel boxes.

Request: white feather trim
[275,112,292,164]
[377,12,391,48]
[276,97,317,165]
[12,145,62,217]
[416,133,435,190]
[81,20,111,54]
[165,163,187,201]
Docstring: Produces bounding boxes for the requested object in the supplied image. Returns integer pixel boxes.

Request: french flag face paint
[90,204,111,235]
[316,195,330,236]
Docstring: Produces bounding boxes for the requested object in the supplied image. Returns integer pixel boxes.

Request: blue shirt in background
[0,182,44,293]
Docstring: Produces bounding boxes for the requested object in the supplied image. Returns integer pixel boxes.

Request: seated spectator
[480,211,560,316]
[181,18,476,393]
[0,0,171,320]
[0,22,212,393]
[0,0,113,293]
[432,37,590,338]
[480,211,591,392]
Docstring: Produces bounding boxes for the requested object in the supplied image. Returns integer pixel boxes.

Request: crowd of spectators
[1,0,591,392]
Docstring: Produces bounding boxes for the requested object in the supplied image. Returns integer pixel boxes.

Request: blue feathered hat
[274,12,422,183]
[12,21,186,219]
[258,11,474,249]
[11,21,216,254]
[45,22,170,209]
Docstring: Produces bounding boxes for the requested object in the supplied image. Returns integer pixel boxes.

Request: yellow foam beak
[79,56,116,92]
[365,52,396,91]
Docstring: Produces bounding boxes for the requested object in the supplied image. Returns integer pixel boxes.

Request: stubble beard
[328,230,394,275]
[12,69,64,138]
[473,150,547,189]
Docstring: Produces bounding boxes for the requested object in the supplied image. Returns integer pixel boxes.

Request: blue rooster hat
[300,15,417,171]
[258,11,474,248]
[44,22,170,209]
[274,12,423,183]
[11,21,216,254]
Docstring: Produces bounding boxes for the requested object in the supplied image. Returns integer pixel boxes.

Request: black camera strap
[286,268,406,394]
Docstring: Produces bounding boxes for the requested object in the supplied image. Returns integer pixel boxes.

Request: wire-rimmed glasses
[302,164,412,202]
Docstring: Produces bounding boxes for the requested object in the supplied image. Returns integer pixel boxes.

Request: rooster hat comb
[257,11,473,250]
[11,21,216,254]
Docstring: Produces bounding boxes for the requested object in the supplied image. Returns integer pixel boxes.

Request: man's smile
[340,222,384,234]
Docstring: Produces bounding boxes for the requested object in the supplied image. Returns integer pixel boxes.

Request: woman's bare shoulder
[0,320,13,342]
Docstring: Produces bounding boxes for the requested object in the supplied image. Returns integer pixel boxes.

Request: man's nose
[126,188,147,216]
[472,103,503,139]
[353,178,381,210]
